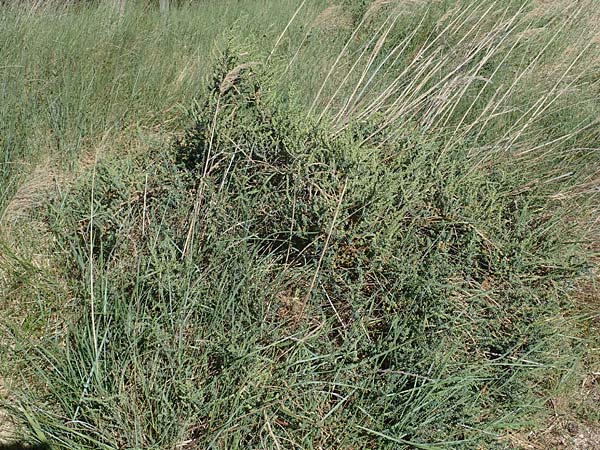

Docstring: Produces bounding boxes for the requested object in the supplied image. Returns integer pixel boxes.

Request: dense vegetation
[1,0,599,448]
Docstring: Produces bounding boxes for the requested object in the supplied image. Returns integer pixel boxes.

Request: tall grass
[1,0,599,448]
[0,0,339,219]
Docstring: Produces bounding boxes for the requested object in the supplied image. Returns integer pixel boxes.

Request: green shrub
[7,49,588,449]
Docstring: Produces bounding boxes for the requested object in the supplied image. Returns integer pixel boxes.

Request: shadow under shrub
[9,50,588,449]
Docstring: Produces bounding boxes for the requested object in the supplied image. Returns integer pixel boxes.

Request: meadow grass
[0,0,341,216]
[1,0,599,448]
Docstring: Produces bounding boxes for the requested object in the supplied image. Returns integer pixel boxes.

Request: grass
[1,0,599,449]
[0,0,344,215]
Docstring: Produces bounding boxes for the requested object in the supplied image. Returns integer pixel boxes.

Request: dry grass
[0,378,16,444]
[503,253,600,449]
[505,403,600,449]
[0,158,61,231]
[311,4,353,32]
[364,0,432,21]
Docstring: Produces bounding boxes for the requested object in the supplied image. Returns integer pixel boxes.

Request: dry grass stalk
[268,0,307,63]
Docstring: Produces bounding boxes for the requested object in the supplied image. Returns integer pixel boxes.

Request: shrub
[7,48,588,449]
